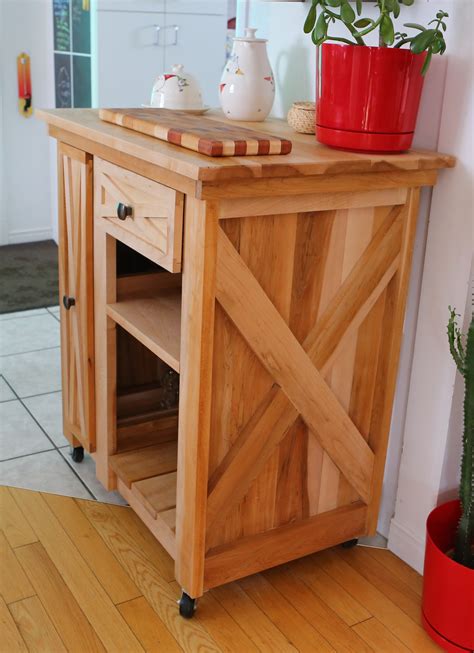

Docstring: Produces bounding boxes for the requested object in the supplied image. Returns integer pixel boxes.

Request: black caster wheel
[341,538,359,549]
[178,592,196,618]
[71,446,84,463]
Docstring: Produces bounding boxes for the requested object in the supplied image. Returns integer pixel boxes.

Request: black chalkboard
[53,0,70,52]
[72,0,91,55]
[55,53,72,108]
[73,55,92,108]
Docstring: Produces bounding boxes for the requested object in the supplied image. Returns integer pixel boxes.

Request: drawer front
[95,158,184,272]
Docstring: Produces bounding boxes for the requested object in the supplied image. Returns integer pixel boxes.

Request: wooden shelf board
[107,289,181,372]
[131,471,177,520]
[109,440,177,488]
[117,411,178,453]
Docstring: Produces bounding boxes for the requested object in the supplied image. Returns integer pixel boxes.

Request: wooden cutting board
[99,108,292,157]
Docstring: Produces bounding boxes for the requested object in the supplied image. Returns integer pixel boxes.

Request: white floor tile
[23,392,68,447]
[0,308,48,321]
[0,313,60,356]
[0,348,61,398]
[47,306,60,316]
[0,377,15,402]
[59,447,127,506]
[0,401,54,461]
[0,450,92,499]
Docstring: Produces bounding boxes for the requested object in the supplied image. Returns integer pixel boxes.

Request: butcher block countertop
[37,108,455,198]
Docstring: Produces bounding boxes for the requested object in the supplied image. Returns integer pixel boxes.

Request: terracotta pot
[316,43,427,153]
[422,500,474,652]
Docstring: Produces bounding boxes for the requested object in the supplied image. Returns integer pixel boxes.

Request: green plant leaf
[404,23,426,31]
[400,0,414,5]
[380,15,395,45]
[356,0,362,15]
[325,0,341,6]
[304,4,317,33]
[340,2,356,24]
[421,49,432,75]
[315,11,328,40]
[393,0,401,19]
[411,28,436,54]
[354,17,372,28]
[311,28,325,46]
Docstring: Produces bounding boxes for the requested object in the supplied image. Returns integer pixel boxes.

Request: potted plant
[422,308,473,652]
[303,0,448,152]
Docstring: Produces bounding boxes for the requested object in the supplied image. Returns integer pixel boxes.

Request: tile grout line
[0,376,97,501]
[0,345,61,359]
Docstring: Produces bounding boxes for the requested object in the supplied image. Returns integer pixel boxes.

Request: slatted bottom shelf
[110,435,178,557]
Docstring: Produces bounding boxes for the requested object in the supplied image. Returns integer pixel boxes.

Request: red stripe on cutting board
[167,129,182,146]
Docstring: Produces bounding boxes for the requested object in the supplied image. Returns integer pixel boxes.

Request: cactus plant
[447,306,474,568]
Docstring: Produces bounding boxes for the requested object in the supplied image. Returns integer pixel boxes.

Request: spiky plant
[447,306,474,568]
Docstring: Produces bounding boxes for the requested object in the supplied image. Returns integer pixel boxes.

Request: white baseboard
[8,227,53,245]
[388,518,426,574]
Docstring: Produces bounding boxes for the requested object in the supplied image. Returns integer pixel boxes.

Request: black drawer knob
[117,202,133,221]
[63,295,75,310]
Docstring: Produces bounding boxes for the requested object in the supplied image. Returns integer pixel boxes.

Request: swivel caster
[178,591,197,618]
[341,538,358,549]
[71,446,84,463]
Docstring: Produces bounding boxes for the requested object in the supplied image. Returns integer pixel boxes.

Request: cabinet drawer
[95,158,184,273]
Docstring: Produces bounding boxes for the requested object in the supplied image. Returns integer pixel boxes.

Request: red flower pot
[422,500,474,652]
[316,43,427,153]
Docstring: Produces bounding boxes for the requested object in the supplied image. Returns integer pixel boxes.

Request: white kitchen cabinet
[163,13,227,107]
[95,2,227,109]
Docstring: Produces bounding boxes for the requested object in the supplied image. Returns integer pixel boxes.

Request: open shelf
[107,288,181,372]
[110,439,178,488]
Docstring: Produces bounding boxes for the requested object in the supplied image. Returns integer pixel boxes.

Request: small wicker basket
[287,101,316,134]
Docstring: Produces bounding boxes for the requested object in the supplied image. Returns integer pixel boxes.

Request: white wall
[0,0,55,245]
[237,0,473,564]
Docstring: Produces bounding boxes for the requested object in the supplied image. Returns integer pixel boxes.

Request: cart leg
[178,591,197,618]
[341,538,359,549]
[71,446,84,463]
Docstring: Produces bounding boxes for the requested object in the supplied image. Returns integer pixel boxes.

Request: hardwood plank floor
[0,486,440,652]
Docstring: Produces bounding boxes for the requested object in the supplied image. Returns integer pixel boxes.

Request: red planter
[316,43,427,152]
[422,500,474,652]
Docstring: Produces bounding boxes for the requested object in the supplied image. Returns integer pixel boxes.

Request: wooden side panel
[206,190,412,555]
[58,143,95,451]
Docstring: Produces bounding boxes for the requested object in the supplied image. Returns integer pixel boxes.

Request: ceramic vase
[219,28,274,121]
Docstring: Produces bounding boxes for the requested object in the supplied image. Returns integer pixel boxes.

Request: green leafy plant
[447,307,474,569]
[303,0,448,75]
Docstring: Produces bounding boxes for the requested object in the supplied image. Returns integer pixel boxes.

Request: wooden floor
[1,486,440,653]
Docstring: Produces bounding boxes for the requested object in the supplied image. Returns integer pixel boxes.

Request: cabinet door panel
[58,143,95,451]
[96,11,165,107]
[164,13,227,108]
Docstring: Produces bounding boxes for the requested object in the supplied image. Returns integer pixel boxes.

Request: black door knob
[63,295,75,310]
[117,203,133,220]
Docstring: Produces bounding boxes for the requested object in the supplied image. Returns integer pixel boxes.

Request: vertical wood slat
[175,197,219,597]
[366,188,421,533]
[57,143,95,451]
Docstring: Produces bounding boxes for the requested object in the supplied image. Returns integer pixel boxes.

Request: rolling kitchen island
[38,108,454,616]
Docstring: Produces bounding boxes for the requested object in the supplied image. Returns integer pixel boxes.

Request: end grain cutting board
[99,108,292,157]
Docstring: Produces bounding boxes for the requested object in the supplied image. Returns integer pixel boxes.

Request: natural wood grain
[14,542,106,653]
[10,489,143,652]
[118,596,182,653]
[37,109,455,185]
[364,547,423,597]
[175,198,219,598]
[0,596,27,652]
[110,440,178,488]
[238,573,335,652]
[79,499,220,652]
[215,228,375,503]
[0,531,34,604]
[132,472,177,519]
[314,549,441,652]
[43,493,141,605]
[100,108,293,157]
[352,617,411,653]
[107,290,181,373]
[0,487,37,548]
[8,596,67,653]
[204,503,367,589]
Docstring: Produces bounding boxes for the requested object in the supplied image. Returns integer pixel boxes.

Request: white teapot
[220,28,275,121]
[150,64,203,110]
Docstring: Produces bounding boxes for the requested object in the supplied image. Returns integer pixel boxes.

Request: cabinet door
[163,13,227,108]
[96,11,165,107]
[58,143,95,452]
